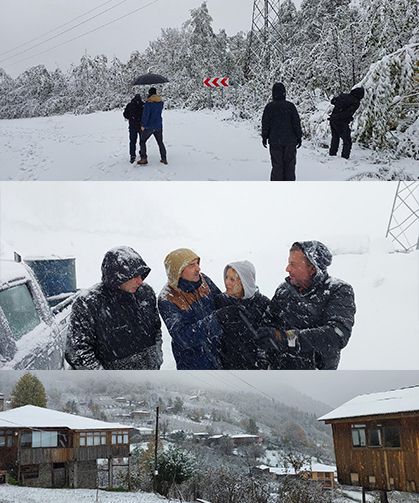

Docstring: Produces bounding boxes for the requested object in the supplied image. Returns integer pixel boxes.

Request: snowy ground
[0,485,417,503]
[0,109,417,181]
[0,485,178,503]
[1,182,417,371]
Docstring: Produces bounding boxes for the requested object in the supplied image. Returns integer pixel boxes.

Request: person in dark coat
[123,94,144,164]
[158,248,223,370]
[258,241,356,370]
[261,82,302,181]
[138,87,168,165]
[65,246,162,370]
[329,87,365,159]
[215,261,270,369]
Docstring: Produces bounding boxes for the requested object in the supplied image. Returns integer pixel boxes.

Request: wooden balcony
[19,445,130,464]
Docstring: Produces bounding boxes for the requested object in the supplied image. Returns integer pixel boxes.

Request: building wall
[68,460,98,488]
[331,415,418,492]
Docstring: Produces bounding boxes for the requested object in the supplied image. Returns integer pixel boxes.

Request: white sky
[0,0,302,77]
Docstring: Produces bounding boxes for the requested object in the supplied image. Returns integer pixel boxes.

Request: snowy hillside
[0,109,417,181]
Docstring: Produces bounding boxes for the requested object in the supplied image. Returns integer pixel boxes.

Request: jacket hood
[147,95,163,103]
[101,246,150,289]
[350,87,365,100]
[164,248,200,289]
[272,82,286,101]
[132,94,143,103]
[224,260,257,299]
[293,241,332,273]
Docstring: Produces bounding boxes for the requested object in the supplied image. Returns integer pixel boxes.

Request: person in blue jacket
[138,87,168,165]
[158,248,223,370]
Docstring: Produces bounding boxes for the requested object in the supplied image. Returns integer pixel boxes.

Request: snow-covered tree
[156,445,196,496]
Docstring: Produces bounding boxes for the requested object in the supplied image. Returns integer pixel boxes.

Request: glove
[257,328,288,352]
[262,138,267,148]
[296,139,302,149]
[215,305,242,326]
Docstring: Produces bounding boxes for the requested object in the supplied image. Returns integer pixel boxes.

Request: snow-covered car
[0,258,76,370]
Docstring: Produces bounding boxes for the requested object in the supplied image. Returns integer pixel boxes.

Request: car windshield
[0,284,41,340]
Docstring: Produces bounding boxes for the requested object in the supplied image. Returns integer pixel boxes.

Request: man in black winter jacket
[123,94,144,163]
[329,87,365,159]
[65,246,162,370]
[258,241,356,370]
[261,82,302,181]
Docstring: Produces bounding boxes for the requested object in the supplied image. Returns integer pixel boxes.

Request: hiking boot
[160,159,168,165]
[130,157,136,164]
[137,158,148,165]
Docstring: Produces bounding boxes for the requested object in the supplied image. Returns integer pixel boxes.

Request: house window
[383,424,401,448]
[20,432,32,448]
[350,473,359,485]
[32,431,58,448]
[368,425,382,447]
[79,431,107,446]
[351,425,366,447]
[0,284,41,340]
[369,475,376,485]
[111,431,129,445]
[0,431,14,447]
[20,465,39,480]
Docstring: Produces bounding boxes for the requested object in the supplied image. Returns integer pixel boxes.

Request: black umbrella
[133,73,169,86]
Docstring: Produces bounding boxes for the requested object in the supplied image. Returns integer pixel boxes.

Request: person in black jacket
[123,94,144,163]
[65,246,162,370]
[215,261,270,369]
[261,82,302,181]
[258,241,356,370]
[329,87,365,159]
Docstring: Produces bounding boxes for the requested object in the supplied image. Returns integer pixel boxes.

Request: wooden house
[0,405,133,489]
[253,461,336,489]
[319,385,419,499]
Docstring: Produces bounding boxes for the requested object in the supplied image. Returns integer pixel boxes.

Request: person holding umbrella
[137,87,168,165]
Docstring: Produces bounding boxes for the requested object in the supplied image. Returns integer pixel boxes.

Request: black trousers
[140,128,167,161]
[329,120,352,159]
[269,144,297,181]
[128,124,142,158]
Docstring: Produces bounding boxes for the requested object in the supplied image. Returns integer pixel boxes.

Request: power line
[6,0,161,69]
[227,371,278,403]
[0,0,122,58]
[0,0,133,65]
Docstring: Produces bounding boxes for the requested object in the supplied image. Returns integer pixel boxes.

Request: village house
[253,461,336,489]
[319,385,419,501]
[0,404,133,489]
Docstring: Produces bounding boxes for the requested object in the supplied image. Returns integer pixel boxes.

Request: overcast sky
[0,0,302,77]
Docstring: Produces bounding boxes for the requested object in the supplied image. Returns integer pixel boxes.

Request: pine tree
[11,373,47,408]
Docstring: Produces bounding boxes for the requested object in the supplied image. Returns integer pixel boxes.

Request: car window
[0,284,41,340]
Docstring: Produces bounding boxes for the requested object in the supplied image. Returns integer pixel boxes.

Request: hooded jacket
[142,94,164,130]
[330,87,365,124]
[65,247,162,370]
[158,249,223,370]
[261,83,302,146]
[259,241,356,370]
[123,95,144,126]
[215,261,270,369]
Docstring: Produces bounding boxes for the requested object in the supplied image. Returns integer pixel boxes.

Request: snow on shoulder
[318,385,419,421]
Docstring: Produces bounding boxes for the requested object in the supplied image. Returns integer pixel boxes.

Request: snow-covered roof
[319,386,419,421]
[0,405,132,430]
[231,434,260,439]
[256,462,336,476]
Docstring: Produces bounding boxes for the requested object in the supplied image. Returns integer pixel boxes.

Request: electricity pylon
[386,181,419,252]
[244,0,282,80]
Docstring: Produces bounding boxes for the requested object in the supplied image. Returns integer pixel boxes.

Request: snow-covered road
[1,109,417,181]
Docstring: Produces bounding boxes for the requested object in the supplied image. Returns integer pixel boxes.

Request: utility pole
[153,406,160,492]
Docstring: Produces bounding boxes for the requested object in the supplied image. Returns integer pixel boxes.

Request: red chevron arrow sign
[203,77,230,88]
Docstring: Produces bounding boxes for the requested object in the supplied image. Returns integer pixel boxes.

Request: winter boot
[130,156,136,164]
[160,159,168,165]
[137,158,148,165]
